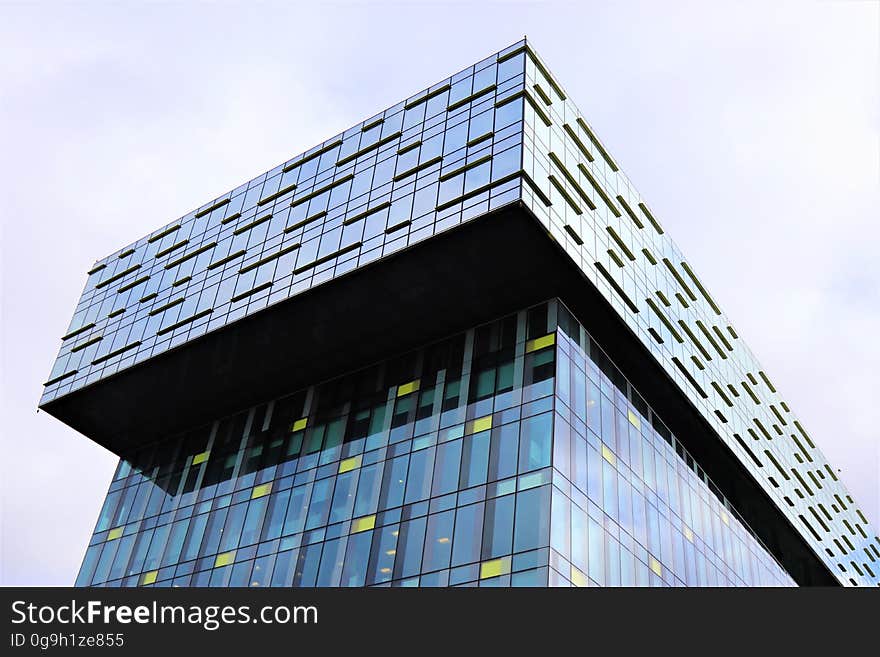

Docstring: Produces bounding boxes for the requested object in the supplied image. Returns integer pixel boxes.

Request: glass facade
[75,300,792,587]
[514,46,879,585]
[550,305,792,586]
[41,41,529,406]
[46,39,879,586]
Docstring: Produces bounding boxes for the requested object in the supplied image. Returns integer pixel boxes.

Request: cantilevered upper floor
[41,41,527,405]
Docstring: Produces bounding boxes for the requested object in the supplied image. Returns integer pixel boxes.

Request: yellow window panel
[479,556,511,579]
[214,550,236,568]
[192,450,210,465]
[291,418,308,432]
[339,455,362,474]
[106,527,123,541]
[721,511,730,526]
[397,379,420,397]
[251,482,272,499]
[351,515,376,533]
[649,556,663,577]
[684,526,694,543]
[571,566,588,587]
[141,570,158,585]
[601,444,616,465]
[467,414,493,435]
[525,332,556,353]
[627,409,641,429]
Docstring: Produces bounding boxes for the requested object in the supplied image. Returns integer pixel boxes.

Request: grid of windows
[47,39,878,585]
[42,40,529,405]
[550,305,791,586]
[513,43,879,586]
[75,300,792,587]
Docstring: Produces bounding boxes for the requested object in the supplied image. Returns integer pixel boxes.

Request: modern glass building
[41,39,879,587]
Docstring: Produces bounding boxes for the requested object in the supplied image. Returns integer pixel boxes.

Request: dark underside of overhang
[41,200,836,585]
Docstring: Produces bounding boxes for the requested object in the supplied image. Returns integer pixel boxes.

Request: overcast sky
[1,1,877,586]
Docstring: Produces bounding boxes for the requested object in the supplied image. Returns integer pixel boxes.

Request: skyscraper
[41,39,879,587]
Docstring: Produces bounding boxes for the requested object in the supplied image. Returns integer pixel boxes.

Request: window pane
[305,478,333,530]
[519,412,552,472]
[283,483,311,536]
[292,542,322,587]
[452,502,484,566]
[75,544,102,587]
[588,517,604,586]
[340,530,372,587]
[240,496,269,547]
[404,448,434,504]
[353,463,382,517]
[482,494,514,559]
[489,422,518,481]
[432,440,462,496]
[329,471,358,524]
[368,524,399,585]
[422,510,455,572]
[94,490,122,532]
[92,539,120,585]
[127,527,154,576]
[379,455,408,510]
[250,554,274,587]
[143,523,170,571]
[395,516,427,579]
[229,560,252,586]
[270,549,297,587]
[261,489,291,542]
[602,460,618,522]
[511,567,547,587]
[460,431,490,488]
[571,503,588,573]
[587,445,602,506]
[514,485,550,553]
[159,519,188,568]
[317,536,347,586]
[549,487,570,558]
